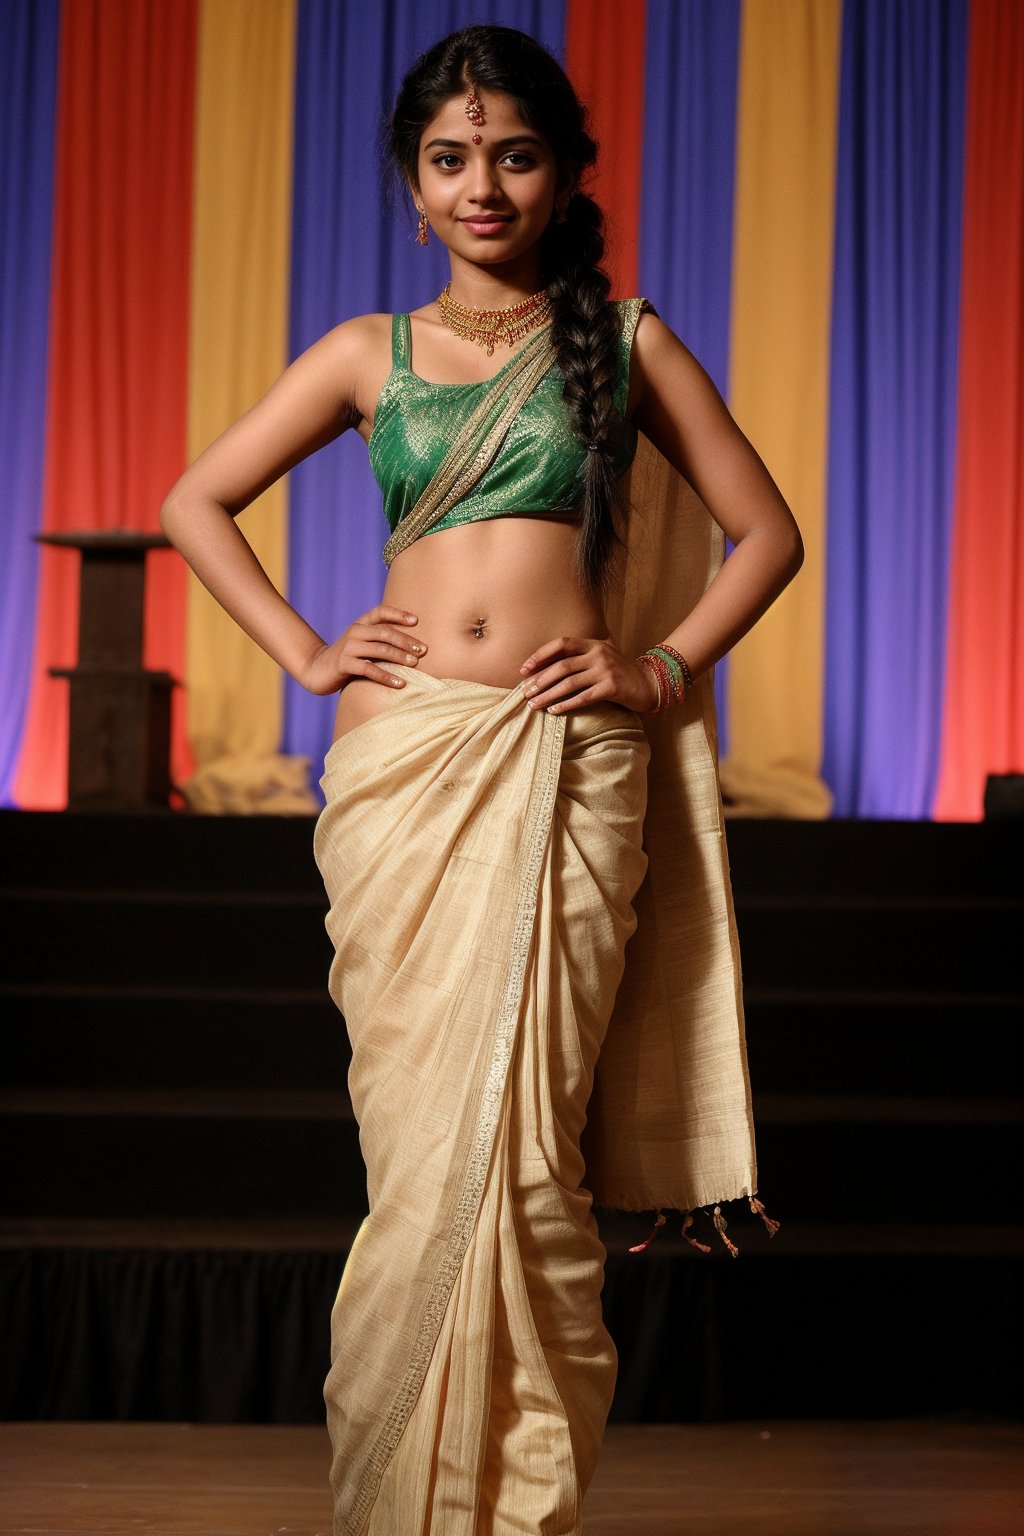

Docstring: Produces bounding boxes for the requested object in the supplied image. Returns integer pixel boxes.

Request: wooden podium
[39,531,176,810]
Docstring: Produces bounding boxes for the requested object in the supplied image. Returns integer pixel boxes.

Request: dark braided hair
[386,25,627,590]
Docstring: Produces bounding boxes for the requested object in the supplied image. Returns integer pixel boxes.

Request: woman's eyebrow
[423,134,545,150]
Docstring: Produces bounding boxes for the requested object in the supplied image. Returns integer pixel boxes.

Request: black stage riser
[3,1113,1017,1224]
[5,811,1018,897]
[2,1244,1018,1423]
[3,891,1019,993]
[0,892,333,990]
[5,992,1019,1097]
[2,810,1021,1425]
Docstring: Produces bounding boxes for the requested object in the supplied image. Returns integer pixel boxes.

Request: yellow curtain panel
[720,0,841,818]
[185,0,296,767]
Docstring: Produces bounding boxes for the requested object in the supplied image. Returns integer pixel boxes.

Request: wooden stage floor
[1,1418,1021,1535]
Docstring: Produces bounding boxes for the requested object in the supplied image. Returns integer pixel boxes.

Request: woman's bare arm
[628,312,804,674]
[159,314,425,692]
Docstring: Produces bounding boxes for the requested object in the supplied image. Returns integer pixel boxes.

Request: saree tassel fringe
[750,1195,782,1237]
[712,1204,741,1259]
[627,1210,667,1254]
[681,1210,713,1254]
[629,1194,782,1258]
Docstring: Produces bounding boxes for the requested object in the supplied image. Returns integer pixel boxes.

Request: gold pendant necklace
[435,282,551,357]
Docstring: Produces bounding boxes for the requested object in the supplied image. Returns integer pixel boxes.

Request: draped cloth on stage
[313,431,762,1536]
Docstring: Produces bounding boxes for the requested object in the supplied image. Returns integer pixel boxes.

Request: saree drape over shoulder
[313,301,775,1535]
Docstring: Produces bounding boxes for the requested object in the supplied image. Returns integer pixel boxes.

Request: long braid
[542,193,624,590]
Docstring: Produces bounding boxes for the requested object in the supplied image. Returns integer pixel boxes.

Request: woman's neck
[445,253,545,310]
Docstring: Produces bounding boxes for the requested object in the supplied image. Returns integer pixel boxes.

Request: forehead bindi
[419,90,547,155]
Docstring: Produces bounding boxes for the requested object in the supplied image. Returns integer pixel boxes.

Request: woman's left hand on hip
[519,637,659,715]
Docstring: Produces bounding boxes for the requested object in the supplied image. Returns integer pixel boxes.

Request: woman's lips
[460,216,512,234]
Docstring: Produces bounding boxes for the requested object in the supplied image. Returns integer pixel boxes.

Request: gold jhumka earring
[415,205,428,246]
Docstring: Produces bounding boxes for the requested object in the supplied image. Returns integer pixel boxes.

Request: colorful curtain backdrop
[2,0,1021,819]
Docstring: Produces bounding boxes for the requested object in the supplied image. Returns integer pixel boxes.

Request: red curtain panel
[934,0,1024,819]
[564,0,646,300]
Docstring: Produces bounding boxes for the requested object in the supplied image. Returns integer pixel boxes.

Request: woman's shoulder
[289,312,394,389]
[294,313,396,429]
[318,310,394,355]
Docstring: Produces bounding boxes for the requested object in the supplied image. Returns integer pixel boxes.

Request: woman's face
[413,89,560,270]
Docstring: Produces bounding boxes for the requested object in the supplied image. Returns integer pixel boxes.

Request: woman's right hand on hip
[300,605,426,695]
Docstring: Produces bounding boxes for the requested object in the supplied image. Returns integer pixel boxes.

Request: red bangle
[636,652,672,713]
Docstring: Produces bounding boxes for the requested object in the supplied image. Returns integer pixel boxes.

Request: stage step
[0,809,318,892]
[5,810,1016,896]
[4,887,1019,992]
[0,888,333,989]
[2,1214,1022,1258]
[2,1085,1019,1223]
[2,985,345,1089]
[745,992,1021,1095]
[4,986,1020,1096]
[724,817,1019,897]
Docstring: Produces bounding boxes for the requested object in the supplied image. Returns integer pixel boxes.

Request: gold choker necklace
[436,283,551,357]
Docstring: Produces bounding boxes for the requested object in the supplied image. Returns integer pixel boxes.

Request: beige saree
[313,315,775,1535]
[316,677,648,1535]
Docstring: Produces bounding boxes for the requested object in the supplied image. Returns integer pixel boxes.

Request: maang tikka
[465,79,485,143]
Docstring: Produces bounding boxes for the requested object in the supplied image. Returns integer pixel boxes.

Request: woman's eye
[430,150,535,171]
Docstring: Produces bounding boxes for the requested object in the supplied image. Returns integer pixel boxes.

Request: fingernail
[412,644,425,653]
[521,662,533,673]
[392,677,404,687]
[405,653,418,662]
[524,684,537,697]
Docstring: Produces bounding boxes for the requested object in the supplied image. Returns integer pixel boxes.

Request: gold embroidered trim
[620,295,656,356]
[382,323,556,565]
[339,709,566,1536]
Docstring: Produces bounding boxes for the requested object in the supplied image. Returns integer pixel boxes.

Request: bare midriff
[331,516,611,745]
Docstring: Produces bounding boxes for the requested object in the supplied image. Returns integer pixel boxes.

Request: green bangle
[651,643,694,692]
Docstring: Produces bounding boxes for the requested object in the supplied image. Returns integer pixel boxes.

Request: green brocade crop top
[368,297,652,545]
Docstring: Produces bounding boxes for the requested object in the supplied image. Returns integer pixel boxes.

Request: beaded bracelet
[635,643,695,713]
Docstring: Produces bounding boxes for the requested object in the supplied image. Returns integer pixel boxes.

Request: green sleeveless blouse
[368,297,652,542]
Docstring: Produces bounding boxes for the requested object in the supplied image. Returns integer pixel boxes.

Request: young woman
[160,24,801,1536]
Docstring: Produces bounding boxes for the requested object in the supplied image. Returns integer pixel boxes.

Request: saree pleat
[314,668,650,1536]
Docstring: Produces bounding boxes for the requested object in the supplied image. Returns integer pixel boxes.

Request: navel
[469,616,488,640]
